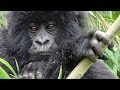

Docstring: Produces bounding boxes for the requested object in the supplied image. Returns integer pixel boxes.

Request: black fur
[0,11,117,79]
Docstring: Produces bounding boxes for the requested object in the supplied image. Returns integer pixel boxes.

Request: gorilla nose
[35,39,50,46]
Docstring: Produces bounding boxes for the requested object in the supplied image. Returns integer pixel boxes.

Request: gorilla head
[6,11,86,64]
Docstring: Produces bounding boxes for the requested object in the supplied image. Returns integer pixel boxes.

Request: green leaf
[14,58,20,74]
[58,65,62,79]
[105,49,117,65]
[0,66,11,79]
[0,58,17,78]
[88,11,97,18]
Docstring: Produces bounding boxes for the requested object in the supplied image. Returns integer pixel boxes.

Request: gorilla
[0,11,117,79]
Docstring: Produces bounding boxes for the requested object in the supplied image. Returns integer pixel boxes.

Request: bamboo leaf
[0,58,17,78]
[0,66,11,79]
[58,65,62,79]
[14,58,20,74]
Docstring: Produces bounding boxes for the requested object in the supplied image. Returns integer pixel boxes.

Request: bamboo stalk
[66,15,120,79]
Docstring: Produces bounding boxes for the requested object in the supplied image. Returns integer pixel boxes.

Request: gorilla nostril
[35,41,42,46]
[35,40,50,46]
[43,40,50,45]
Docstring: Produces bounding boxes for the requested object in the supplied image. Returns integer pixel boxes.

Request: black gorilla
[0,11,117,79]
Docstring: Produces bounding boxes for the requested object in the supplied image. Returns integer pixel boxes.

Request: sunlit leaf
[0,58,17,78]
[0,66,11,79]
[58,65,62,79]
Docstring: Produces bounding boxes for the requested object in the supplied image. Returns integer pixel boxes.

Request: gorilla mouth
[31,51,55,56]
[29,52,52,62]
[38,52,53,55]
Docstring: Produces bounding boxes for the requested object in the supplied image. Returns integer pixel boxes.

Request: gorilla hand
[18,62,43,79]
[87,31,113,62]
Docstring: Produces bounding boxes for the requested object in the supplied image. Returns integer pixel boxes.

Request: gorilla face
[6,11,83,64]
[28,21,58,55]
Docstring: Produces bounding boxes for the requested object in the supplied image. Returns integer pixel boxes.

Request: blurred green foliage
[0,11,6,27]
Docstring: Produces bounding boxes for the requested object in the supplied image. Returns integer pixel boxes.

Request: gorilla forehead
[8,11,76,23]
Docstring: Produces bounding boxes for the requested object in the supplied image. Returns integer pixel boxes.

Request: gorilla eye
[29,24,38,33]
[46,21,56,30]
[46,24,54,29]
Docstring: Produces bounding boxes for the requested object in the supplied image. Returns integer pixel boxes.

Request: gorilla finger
[22,71,29,79]
[18,65,28,79]
[94,31,111,45]
[90,38,99,47]
[108,41,114,50]
[22,63,33,79]
[35,67,43,79]
[101,35,111,46]
[28,72,35,79]
[93,46,103,58]
[98,54,109,60]
[36,70,43,79]
[90,38,103,58]
[18,74,23,79]
[93,31,104,40]
[26,62,33,69]
[87,49,97,62]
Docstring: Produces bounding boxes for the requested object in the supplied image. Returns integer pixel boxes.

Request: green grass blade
[58,65,62,79]
[0,66,11,79]
[88,11,97,18]
[9,74,18,79]
[14,58,20,74]
[0,58,17,78]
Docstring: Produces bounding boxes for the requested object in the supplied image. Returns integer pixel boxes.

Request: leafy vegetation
[0,58,18,79]
[0,11,120,79]
[0,11,6,28]
[88,11,120,78]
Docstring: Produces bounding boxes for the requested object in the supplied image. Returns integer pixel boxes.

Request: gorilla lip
[38,52,52,55]
[32,52,54,56]
[29,53,52,62]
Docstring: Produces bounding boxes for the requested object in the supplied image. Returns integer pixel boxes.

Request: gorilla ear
[73,11,88,27]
